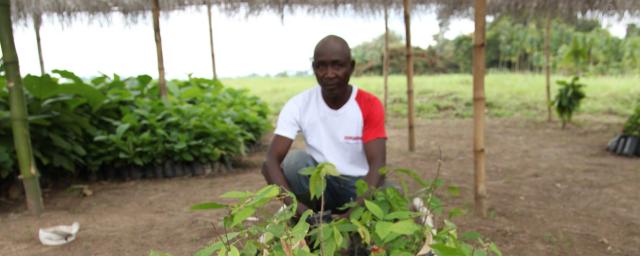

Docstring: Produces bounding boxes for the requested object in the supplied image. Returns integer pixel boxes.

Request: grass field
[222,73,640,120]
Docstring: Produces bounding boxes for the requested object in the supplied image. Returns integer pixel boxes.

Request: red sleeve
[355,89,387,143]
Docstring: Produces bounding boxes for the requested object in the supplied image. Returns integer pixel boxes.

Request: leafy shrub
[552,76,586,129]
[0,70,270,179]
[623,105,640,137]
[190,164,501,256]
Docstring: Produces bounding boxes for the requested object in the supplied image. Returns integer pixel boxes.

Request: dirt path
[1,117,638,255]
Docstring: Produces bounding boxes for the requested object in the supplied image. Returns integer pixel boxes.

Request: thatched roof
[427,0,640,21]
[11,0,640,25]
[11,0,436,24]
[11,0,195,24]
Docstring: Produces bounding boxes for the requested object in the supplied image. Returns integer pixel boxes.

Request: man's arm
[362,138,387,189]
[261,135,310,215]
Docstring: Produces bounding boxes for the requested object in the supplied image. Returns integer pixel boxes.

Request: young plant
[0,70,270,180]
[552,76,586,129]
[623,105,640,137]
[187,163,502,256]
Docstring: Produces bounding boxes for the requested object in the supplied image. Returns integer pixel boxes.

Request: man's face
[312,47,354,97]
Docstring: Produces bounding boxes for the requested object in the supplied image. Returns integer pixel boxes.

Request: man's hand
[307,211,333,226]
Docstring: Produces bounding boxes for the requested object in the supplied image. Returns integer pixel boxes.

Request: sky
[11,7,639,79]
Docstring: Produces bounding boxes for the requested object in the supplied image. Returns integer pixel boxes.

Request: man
[261,35,386,219]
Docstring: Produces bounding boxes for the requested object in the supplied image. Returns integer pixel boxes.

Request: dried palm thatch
[12,0,640,25]
[428,0,640,21]
[11,0,196,25]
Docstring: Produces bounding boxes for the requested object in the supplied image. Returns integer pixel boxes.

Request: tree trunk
[33,13,45,75]
[207,0,218,80]
[402,0,415,152]
[473,0,487,218]
[383,2,389,122]
[152,0,168,101]
[545,15,552,122]
[0,0,44,215]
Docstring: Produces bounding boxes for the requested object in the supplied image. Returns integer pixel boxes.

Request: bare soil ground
[1,117,638,256]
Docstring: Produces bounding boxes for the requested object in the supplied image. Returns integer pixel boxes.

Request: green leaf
[228,246,240,256]
[473,251,488,256]
[378,166,390,175]
[116,123,131,137]
[266,223,286,238]
[180,86,204,100]
[332,225,343,246]
[309,171,325,199]
[241,241,258,256]
[220,191,252,199]
[298,166,316,175]
[374,221,393,240]
[489,243,502,256]
[193,241,224,256]
[23,75,58,99]
[355,179,368,197]
[392,168,429,187]
[318,162,340,176]
[292,210,313,241]
[231,206,256,227]
[72,144,87,156]
[136,75,153,86]
[57,83,106,111]
[351,219,371,244]
[384,211,419,220]
[431,243,466,256]
[191,202,227,211]
[253,185,280,200]
[364,200,385,219]
[389,220,421,235]
[49,133,72,150]
[53,69,84,84]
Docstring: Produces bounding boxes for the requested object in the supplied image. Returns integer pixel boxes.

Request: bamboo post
[383,2,390,121]
[544,15,552,122]
[152,0,168,101]
[207,0,218,80]
[0,0,44,215]
[33,13,45,75]
[402,0,416,152]
[473,0,487,218]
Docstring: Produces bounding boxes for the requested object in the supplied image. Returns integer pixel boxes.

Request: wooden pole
[207,0,218,80]
[152,0,168,101]
[545,15,552,122]
[402,0,415,152]
[33,13,45,75]
[473,0,487,218]
[383,2,389,121]
[0,0,44,215]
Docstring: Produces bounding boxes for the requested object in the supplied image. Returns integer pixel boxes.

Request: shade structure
[9,0,640,218]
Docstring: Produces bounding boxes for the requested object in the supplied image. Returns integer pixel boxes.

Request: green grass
[222,73,640,119]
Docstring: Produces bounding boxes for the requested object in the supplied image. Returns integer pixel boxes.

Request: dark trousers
[282,150,359,213]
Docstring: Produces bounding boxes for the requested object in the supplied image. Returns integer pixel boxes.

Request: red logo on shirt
[344,136,362,141]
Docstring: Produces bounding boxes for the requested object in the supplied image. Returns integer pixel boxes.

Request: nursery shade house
[4,0,640,216]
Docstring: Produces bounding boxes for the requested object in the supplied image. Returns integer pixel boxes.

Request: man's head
[312,35,355,98]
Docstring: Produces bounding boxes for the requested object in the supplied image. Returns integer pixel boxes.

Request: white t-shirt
[274,85,386,176]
